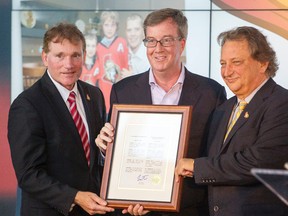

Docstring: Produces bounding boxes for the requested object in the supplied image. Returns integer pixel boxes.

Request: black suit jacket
[195,78,288,216]
[109,68,226,215]
[8,72,106,216]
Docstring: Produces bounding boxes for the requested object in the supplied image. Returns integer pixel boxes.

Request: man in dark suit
[96,8,226,216]
[175,26,288,216]
[8,23,114,216]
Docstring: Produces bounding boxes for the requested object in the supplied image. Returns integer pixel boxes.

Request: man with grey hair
[176,26,288,216]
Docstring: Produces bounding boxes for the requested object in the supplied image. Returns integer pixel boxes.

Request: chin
[229,86,241,95]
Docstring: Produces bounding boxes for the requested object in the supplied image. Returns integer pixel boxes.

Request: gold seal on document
[151,175,161,185]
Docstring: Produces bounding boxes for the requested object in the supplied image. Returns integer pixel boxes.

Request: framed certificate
[100,104,192,212]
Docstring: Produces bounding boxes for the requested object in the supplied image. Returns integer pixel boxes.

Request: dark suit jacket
[109,68,226,215]
[8,72,106,216]
[195,78,288,216]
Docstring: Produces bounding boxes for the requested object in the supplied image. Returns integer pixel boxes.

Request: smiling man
[175,26,288,216]
[8,23,114,216]
[95,8,226,216]
[120,14,149,78]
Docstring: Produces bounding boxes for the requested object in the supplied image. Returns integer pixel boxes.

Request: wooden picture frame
[100,104,192,212]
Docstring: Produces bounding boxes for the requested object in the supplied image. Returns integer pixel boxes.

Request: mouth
[154,55,166,62]
[225,77,238,84]
[62,71,76,76]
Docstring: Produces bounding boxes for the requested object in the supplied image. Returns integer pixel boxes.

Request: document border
[100,104,192,212]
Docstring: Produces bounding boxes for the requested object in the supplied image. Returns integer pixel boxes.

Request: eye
[233,60,242,66]
[148,38,156,43]
[74,53,80,58]
[56,54,63,59]
[163,37,173,42]
[72,53,82,60]
[220,62,226,68]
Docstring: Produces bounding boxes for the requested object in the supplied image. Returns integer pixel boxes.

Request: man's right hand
[74,191,114,215]
[95,123,115,154]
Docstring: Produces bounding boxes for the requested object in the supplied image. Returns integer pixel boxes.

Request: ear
[260,61,269,74]
[181,38,186,52]
[41,51,48,67]
[83,51,86,62]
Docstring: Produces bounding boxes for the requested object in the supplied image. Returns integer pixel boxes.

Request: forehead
[127,19,141,28]
[49,39,83,51]
[85,37,97,43]
[221,40,251,57]
[146,19,178,37]
[104,18,116,25]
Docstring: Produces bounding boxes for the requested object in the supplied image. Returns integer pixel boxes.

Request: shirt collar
[237,78,269,104]
[47,70,79,102]
[149,64,185,87]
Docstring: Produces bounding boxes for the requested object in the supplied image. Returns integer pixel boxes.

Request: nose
[154,40,164,51]
[222,63,233,77]
[131,30,137,36]
[64,57,73,68]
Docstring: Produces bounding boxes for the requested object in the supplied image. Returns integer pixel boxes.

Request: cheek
[103,26,109,33]
[146,48,153,56]
[75,60,84,68]
[48,60,60,69]
[136,32,142,38]
[111,27,117,33]
[46,58,54,67]
[220,69,225,77]
[172,48,182,61]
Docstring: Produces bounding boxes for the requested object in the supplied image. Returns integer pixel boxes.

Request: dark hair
[42,22,86,54]
[217,26,278,77]
[143,8,188,39]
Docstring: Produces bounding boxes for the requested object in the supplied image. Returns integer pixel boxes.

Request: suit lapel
[133,72,153,104]
[178,69,201,106]
[77,82,97,170]
[221,97,246,151]
[41,72,77,135]
[40,72,90,166]
[220,79,276,152]
[218,98,237,152]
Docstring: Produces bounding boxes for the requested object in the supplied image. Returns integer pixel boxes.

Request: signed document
[101,104,192,211]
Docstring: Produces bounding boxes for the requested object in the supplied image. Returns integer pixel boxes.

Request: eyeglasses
[143,36,182,48]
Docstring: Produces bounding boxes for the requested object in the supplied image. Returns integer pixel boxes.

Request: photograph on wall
[17,0,186,112]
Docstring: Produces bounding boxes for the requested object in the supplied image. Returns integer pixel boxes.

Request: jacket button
[213,205,219,212]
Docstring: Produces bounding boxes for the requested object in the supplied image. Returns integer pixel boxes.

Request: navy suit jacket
[8,72,106,216]
[109,68,226,215]
[195,78,288,216]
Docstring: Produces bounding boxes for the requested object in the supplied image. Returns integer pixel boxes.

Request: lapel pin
[244,112,249,118]
[86,94,90,101]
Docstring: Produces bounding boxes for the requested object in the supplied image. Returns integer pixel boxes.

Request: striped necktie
[224,101,247,142]
[67,91,90,166]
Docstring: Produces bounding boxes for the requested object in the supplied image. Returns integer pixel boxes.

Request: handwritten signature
[137,174,149,181]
